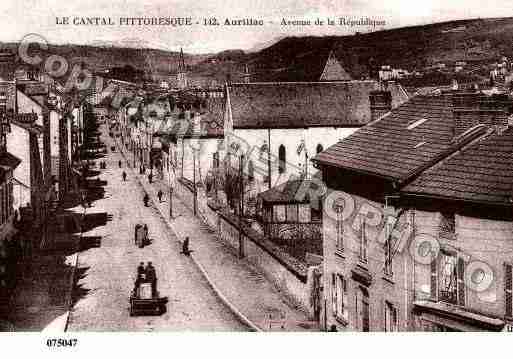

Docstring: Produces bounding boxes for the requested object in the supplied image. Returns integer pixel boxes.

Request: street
[68,126,248,331]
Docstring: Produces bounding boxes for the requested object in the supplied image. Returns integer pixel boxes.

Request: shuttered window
[335,208,344,252]
[457,257,466,306]
[430,253,438,300]
[359,217,368,263]
[505,263,512,318]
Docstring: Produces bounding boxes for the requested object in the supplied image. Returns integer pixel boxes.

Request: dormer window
[439,212,456,240]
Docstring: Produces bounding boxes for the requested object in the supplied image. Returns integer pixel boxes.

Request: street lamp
[193,147,197,216]
[238,154,245,259]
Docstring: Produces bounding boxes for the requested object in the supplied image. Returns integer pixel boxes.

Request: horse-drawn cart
[129,283,168,316]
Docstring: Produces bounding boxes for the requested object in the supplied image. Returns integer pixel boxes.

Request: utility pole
[238,154,244,258]
[169,186,174,219]
[193,148,197,216]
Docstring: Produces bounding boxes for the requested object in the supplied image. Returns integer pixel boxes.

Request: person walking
[157,189,163,202]
[122,171,127,182]
[118,160,122,168]
[148,173,153,184]
[145,262,157,297]
[143,224,149,244]
[182,236,191,256]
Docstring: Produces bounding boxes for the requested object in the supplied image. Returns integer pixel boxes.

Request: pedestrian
[143,193,149,207]
[182,236,190,256]
[122,171,127,182]
[145,262,157,297]
[118,160,122,168]
[157,189,163,202]
[143,224,149,244]
[134,262,145,293]
[148,173,153,184]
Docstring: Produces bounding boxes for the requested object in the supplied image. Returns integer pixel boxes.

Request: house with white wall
[223,81,409,198]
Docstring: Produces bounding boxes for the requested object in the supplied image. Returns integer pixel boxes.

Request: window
[311,205,322,222]
[213,152,219,168]
[335,205,344,252]
[439,212,456,240]
[298,205,311,223]
[432,251,465,305]
[505,263,512,318]
[273,205,286,223]
[278,145,286,173]
[316,144,324,154]
[384,236,393,276]
[384,301,398,332]
[357,287,370,332]
[332,273,348,323]
[286,205,298,222]
[384,217,393,276]
[359,217,368,263]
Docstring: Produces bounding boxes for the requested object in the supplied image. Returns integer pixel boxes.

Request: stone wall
[173,178,316,317]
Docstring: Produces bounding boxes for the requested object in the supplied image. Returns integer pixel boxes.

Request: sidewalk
[0,231,78,331]
[116,141,319,331]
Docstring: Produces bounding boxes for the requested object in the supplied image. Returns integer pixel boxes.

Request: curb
[116,140,263,332]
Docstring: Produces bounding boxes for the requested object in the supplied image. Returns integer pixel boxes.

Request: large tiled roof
[252,48,351,82]
[312,95,457,181]
[402,127,513,205]
[227,81,408,129]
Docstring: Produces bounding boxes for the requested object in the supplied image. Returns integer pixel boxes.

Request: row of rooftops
[312,91,513,206]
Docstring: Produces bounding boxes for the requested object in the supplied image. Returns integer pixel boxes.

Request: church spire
[177,48,188,89]
[179,48,185,72]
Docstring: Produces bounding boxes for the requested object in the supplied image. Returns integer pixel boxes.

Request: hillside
[191,17,513,85]
[0,42,209,81]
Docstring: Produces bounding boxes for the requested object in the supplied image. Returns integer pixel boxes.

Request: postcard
[0,0,512,357]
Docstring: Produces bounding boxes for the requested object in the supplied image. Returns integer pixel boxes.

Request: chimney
[452,92,510,138]
[369,89,392,121]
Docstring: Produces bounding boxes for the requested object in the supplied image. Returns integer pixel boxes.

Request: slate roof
[312,95,457,181]
[402,127,513,205]
[259,177,318,204]
[227,81,409,129]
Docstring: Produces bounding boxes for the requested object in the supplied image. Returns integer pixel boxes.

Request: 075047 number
[46,338,78,348]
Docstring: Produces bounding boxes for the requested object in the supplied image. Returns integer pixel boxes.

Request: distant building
[320,50,352,81]
[176,48,188,90]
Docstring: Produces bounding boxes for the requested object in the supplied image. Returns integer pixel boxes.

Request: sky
[1,0,513,53]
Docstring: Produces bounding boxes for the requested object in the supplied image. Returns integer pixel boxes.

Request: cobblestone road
[68,127,248,331]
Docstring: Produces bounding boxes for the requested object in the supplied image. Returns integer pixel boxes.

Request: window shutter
[332,273,337,316]
[457,257,465,306]
[430,254,438,300]
[505,263,512,318]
